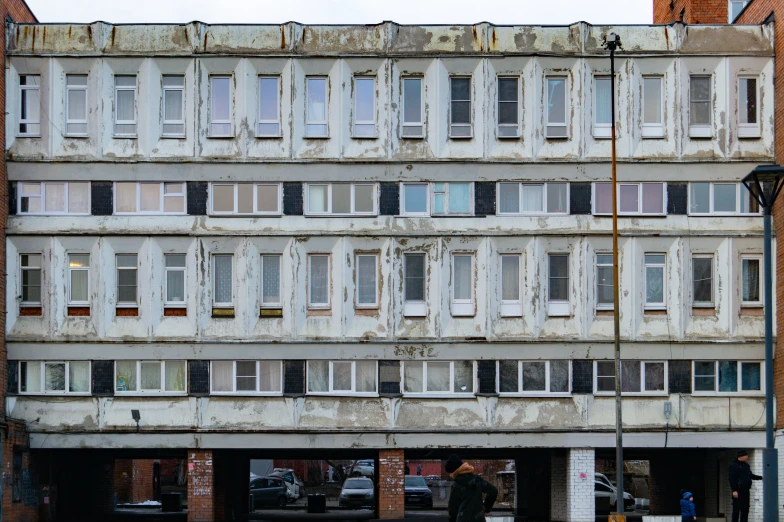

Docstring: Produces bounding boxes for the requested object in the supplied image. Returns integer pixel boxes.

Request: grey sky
[25,0,653,25]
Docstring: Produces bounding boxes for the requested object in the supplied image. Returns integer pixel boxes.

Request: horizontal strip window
[498,360,570,396]
[401,182,474,217]
[689,182,760,216]
[115,360,186,394]
[211,360,282,395]
[19,361,91,395]
[115,182,186,215]
[693,360,762,395]
[307,360,378,396]
[593,182,665,216]
[403,360,475,397]
[305,183,377,216]
[210,183,282,216]
[18,182,90,215]
[497,182,568,215]
[594,360,667,396]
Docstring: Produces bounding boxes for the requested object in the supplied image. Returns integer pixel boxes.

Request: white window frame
[644,253,666,311]
[114,360,187,395]
[164,253,187,307]
[212,254,234,309]
[738,75,760,138]
[67,253,90,306]
[260,254,282,309]
[353,76,376,138]
[548,253,570,317]
[496,360,572,396]
[304,183,378,216]
[258,75,281,138]
[18,74,41,137]
[306,76,329,138]
[451,253,475,317]
[65,74,88,137]
[692,254,715,308]
[403,252,427,317]
[113,182,187,215]
[689,75,712,138]
[209,360,283,395]
[593,75,614,139]
[401,76,424,139]
[161,75,186,138]
[17,181,91,216]
[19,361,91,395]
[114,75,137,137]
[306,360,378,397]
[499,254,522,317]
[207,182,282,216]
[448,76,472,138]
[496,182,570,215]
[692,360,763,396]
[209,75,233,137]
[20,253,41,306]
[642,75,664,138]
[307,254,331,310]
[594,360,668,396]
[431,182,474,216]
[592,182,667,216]
[545,76,568,139]
[688,182,761,216]
[740,254,763,307]
[116,254,138,307]
[355,253,379,309]
[497,76,520,139]
[595,252,614,311]
[400,183,430,217]
[401,360,476,398]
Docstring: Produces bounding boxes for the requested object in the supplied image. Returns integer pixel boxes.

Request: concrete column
[550,451,567,521]
[378,449,405,519]
[566,449,594,522]
[777,433,784,522]
[748,449,765,521]
[703,453,719,517]
[187,450,214,522]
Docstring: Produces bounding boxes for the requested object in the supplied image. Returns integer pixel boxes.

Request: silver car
[338,478,375,509]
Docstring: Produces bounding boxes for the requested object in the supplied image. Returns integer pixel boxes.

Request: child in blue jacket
[680,491,697,522]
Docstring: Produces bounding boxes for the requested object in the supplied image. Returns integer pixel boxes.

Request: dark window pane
[718,361,738,392]
[522,362,546,391]
[741,362,761,391]
[644,362,665,391]
[451,101,471,125]
[550,360,569,393]
[450,78,470,101]
[499,361,518,393]
[621,361,641,393]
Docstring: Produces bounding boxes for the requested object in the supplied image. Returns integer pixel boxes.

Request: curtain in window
[546,183,567,213]
[164,89,183,121]
[453,256,472,301]
[427,362,450,392]
[499,183,519,213]
[718,361,738,392]
[501,256,520,301]
[69,361,90,393]
[68,183,90,213]
[331,184,351,214]
[453,361,473,393]
[357,256,376,305]
[116,361,137,391]
[642,183,663,214]
[45,183,66,212]
[620,185,638,213]
[211,361,233,392]
[68,87,86,120]
[166,267,185,304]
[499,361,518,393]
[70,267,89,303]
[257,185,279,213]
[521,185,543,212]
[258,361,281,392]
[404,361,424,393]
[165,361,185,392]
[309,256,329,305]
[141,362,162,390]
[214,256,233,304]
[742,259,760,302]
[594,183,612,214]
[448,183,470,214]
[116,183,137,213]
[522,362,546,391]
[308,361,329,392]
[262,256,281,304]
[331,362,352,391]
[645,264,664,305]
[307,79,326,122]
[595,78,612,125]
[140,183,160,212]
[308,186,328,213]
[22,362,40,393]
[550,360,569,393]
[45,363,66,391]
[355,361,376,392]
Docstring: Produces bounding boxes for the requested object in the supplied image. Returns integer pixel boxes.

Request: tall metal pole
[762,205,778,522]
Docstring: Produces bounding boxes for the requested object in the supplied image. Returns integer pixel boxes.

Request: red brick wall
[2,421,36,522]
[653,0,728,23]
[115,459,154,504]
[187,450,214,522]
[378,449,404,519]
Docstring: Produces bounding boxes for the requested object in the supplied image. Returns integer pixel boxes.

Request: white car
[270,468,301,501]
[594,479,635,514]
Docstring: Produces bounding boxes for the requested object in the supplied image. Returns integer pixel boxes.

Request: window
[261,255,282,308]
[595,360,667,395]
[305,183,377,216]
[116,254,138,306]
[738,76,759,138]
[693,360,761,394]
[741,256,762,306]
[644,254,666,310]
[497,77,519,138]
[498,360,570,395]
[355,254,378,308]
[548,254,570,317]
[692,255,714,307]
[66,75,88,136]
[451,254,474,316]
[594,76,613,138]
[449,77,472,138]
[258,76,280,137]
[209,182,281,215]
[213,255,233,308]
[432,182,472,215]
[689,76,711,137]
[401,183,429,216]
[307,360,377,395]
[211,360,282,394]
[115,182,186,215]
[162,75,185,137]
[210,76,232,136]
[546,77,567,138]
[500,254,522,317]
[19,361,90,394]
[306,77,328,137]
[403,360,474,395]
[595,254,614,310]
[18,181,90,215]
[642,76,663,138]
[354,77,376,138]
[68,254,90,306]
[115,360,186,393]
[308,255,330,309]
[593,182,665,215]
[164,254,186,306]
[689,182,759,215]
[730,0,749,21]
[20,254,41,306]
[402,77,424,138]
[18,75,40,136]
[114,75,137,137]
[404,253,426,317]
[497,183,568,215]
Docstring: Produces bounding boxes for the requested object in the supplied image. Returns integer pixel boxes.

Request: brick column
[188,450,214,522]
[378,449,405,519]
[748,449,764,522]
[550,451,567,521]
[566,449,594,522]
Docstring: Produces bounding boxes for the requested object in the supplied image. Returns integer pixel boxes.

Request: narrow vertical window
[593,76,612,138]
[355,254,378,308]
[116,254,138,306]
[68,254,90,306]
[261,254,282,308]
[449,77,472,138]
[308,255,330,309]
[596,254,614,310]
[500,254,522,317]
[546,77,567,138]
[114,75,137,137]
[642,76,663,138]
[66,75,88,136]
[738,76,759,138]
[164,254,186,306]
[258,76,280,137]
[497,77,519,138]
[306,77,328,137]
[213,255,233,308]
[692,255,714,307]
[730,0,749,21]
[402,77,423,138]
[210,76,232,136]
[403,253,426,317]
[689,76,711,137]
[741,256,761,306]
[451,254,474,316]
[644,254,666,310]
[548,254,569,317]
[20,254,42,306]
[162,75,185,137]
[353,77,376,138]
[402,183,429,216]
[18,75,41,136]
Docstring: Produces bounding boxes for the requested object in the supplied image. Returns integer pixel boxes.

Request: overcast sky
[25,0,652,26]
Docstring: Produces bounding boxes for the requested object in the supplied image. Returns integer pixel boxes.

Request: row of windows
[16,180,761,217]
[15,359,763,397]
[18,250,763,315]
[16,72,763,140]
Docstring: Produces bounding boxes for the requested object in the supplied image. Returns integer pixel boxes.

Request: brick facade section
[550,451,567,521]
[377,449,405,519]
[188,450,215,522]
[567,449,595,522]
[654,0,728,23]
[115,459,154,504]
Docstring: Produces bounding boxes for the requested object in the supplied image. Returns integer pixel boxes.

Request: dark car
[338,478,375,509]
[250,476,288,508]
[404,475,433,509]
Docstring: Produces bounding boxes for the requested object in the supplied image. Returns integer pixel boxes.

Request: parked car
[249,476,288,508]
[270,468,301,501]
[594,480,635,514]
[338,478,375,509]
[404,475,433,509]
[347,459,375,477]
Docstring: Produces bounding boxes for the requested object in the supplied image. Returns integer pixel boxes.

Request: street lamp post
[742,164,784,522]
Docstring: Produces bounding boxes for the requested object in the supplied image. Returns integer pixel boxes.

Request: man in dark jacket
[445,454,497,522]
[729,449,763,522]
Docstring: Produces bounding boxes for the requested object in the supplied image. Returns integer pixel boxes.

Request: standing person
[445,454,497,522]
[729,450,763,522]
[680,491,696,522]
[417,463,423,476]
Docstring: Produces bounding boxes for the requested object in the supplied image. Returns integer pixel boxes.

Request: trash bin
[161,492,183,512]
[307,494,327,513]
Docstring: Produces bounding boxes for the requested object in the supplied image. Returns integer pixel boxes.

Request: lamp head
[604,33,622,51]
[131,409,141,422]
[742,164,784,210]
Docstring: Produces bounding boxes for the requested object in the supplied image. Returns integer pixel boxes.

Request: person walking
[445,454,497,522]
[417,463,423,476]
[680,491,697,522]
[729,449,763,522]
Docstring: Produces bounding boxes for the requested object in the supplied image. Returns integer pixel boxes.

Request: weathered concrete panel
[389,25,484,54]
[295,24,387,55]
[680,25,774,55]
[202,24,290,54]
[488,25,581,54]
[103,24,194,55]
